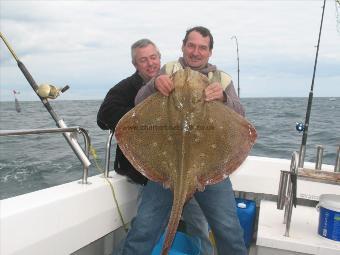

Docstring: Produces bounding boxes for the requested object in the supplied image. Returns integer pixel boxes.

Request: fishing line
[89,145,129,233]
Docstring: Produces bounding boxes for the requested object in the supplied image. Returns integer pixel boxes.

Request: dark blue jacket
[97,72,148,185]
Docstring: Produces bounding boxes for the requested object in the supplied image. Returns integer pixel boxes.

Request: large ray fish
[115,68,257,255]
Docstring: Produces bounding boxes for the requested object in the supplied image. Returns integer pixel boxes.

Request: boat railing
[277,148,340,237]
[104,130,115,178]
[0,127,91,184]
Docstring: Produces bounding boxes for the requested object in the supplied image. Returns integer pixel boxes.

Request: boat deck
[256,200,340,255]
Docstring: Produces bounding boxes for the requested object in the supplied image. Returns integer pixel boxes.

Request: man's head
[182,26,213,70]
[131,39,161,81]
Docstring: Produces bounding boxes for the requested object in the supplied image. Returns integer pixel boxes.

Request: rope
[89,145,129,232]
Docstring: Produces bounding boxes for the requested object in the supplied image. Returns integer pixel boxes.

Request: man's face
[182,31,212,70]
[133,44,161,81]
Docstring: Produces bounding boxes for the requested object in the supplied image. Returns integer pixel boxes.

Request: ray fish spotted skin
[115,68,257,255]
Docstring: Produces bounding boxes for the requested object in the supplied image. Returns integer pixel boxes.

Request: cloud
[1,0,339,101]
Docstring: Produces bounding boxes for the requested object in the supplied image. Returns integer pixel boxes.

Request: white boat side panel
[257,200,340,255]
[231,156,339,199]
[1,156,338,255]
[0,174,139,255]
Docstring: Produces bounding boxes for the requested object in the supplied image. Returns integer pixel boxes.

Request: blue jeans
[114,185,212,254]
[114,178,246,255]
[182,198,213,255]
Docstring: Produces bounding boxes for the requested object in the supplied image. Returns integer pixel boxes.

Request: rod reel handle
[36,84,69,99]
[61,85,70,93]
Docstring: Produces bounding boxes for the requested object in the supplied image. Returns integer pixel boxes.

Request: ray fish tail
[161,181,188,255]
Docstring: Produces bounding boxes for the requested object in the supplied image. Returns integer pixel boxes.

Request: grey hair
[131,39,161,64]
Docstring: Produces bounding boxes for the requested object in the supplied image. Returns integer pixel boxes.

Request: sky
[0,0,339,101]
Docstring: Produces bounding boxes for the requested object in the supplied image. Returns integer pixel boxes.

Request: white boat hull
[0,174,139,255]
[1,156,339,255]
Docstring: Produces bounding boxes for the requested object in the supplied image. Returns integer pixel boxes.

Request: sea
[0,98,339,200]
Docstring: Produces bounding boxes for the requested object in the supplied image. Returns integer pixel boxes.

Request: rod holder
[335,145,340,172]
[315,145,324,170]
[277,152,299,237]
[298,145,306,168]
[277,170,290,210]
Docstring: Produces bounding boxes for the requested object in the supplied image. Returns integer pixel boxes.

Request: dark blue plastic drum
[317,194,340,242]
[235,198,256,247]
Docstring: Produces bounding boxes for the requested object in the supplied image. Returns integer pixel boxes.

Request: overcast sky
[1,0,339,101]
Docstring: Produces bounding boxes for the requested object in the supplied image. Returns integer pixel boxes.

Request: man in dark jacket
[97,39,161,185]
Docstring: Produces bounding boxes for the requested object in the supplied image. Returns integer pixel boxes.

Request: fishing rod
[0,32,91,172]
[298,0,326,168]
[231,36,240,97]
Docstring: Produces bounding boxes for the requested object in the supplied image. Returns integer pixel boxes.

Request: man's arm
[134,66,169,105]
[134,77,158,105]
[135,67,245,116]
[97,83,135,130]
[204,80,245,117]
[223,81,245,117]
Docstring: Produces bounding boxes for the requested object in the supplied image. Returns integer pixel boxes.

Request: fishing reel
[36,84,70,99]
[295,122,305,133]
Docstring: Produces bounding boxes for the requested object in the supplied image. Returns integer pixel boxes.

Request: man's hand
[155,75,174,96]
[204,82,224,102]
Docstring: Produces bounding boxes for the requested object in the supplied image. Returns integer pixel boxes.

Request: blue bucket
[151,231,200,255]
[317,194,340,242]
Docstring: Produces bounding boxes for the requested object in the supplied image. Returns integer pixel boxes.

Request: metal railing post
[315,145,324,170]
[77,127,91,184]
[334,145,340,172]
[104,130,115,178]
